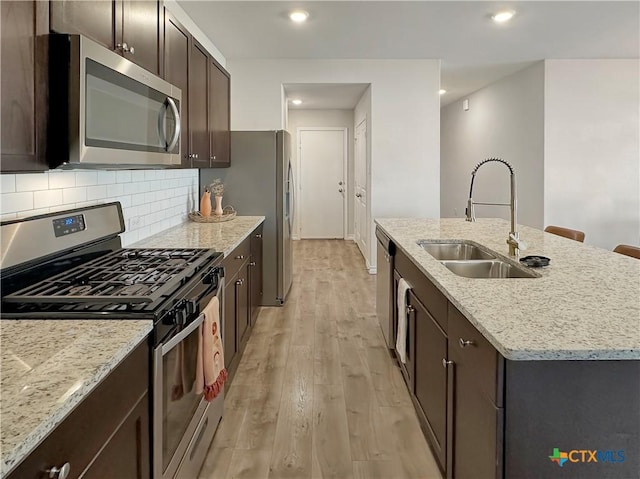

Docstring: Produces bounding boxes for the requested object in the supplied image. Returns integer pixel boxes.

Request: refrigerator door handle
[288,162,295,235]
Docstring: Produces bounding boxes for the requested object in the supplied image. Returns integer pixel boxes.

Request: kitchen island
[375,218,639,479]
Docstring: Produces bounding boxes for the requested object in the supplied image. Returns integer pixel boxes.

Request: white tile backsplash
[1,192,34,214]
[34,189,63,208]
[16,173,49,192]
[76,171,98,186]
[1,169,199,246]
[116,170,132,183]
[1,175,16,193]
[48,171,76,189]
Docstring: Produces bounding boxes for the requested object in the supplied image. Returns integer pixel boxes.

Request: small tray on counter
[188,206,236,223]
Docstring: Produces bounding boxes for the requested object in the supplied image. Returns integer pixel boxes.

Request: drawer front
[6,339,149,479]
[223,236,251,280]
[395,249,448,331]
[449,304,503,406]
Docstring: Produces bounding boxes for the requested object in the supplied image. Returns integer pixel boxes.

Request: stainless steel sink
[417,240,496,261]
[440,260,537,279]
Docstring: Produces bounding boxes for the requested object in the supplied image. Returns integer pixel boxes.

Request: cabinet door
[81,392,150,479]
[223,272,238,370]
[163,10,190,167]
[189,40,210,168]
[412,290,448,471]
[249,226,263,324]
[236,262,250,349]
[1,1,48,171]
[50,0,115,49]
[208,59,230,167]
[118,0,162,75]
[394,271,415,393]
[449,337,504,479]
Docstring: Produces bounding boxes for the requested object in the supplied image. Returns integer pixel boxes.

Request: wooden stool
[544,226,585,242]
[613,244,640,259]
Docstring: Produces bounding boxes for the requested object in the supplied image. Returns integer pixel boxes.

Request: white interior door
[299,128,346,239]
[354,119,368,258]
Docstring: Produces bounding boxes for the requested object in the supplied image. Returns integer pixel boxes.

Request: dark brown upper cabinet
[189,40,211,169]
[0,1,49,172]
[209,58,230,167]
[50,0,162,76]
[163,7,231,169]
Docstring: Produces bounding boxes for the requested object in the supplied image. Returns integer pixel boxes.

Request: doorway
[354,118,368,260]
[297,128,347,239]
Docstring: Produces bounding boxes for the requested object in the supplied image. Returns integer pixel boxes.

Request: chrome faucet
[465,158,526,257]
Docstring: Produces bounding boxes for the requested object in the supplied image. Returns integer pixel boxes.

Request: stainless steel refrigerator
[201,130,293,306]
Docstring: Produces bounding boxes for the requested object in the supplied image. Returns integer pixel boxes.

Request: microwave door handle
[157,100,168,148]
[165,97,181,152]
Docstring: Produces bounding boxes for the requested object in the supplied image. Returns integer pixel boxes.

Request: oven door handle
[162,311,205,355]
[161,273,224,355]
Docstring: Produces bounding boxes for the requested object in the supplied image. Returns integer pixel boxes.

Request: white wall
[287,109,355,238]
[164,0,226,67]
[545,60,640,250]
[228,59,441,268]
[441,62,545,228]
[0,169,198,246]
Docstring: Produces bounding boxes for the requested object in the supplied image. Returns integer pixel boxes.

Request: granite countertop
[375,218,640,361]
[132,216,265,255]
[0,320,152,476]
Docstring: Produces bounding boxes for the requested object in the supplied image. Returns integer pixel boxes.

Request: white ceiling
[284,83,370,109]
[178,1,639,107]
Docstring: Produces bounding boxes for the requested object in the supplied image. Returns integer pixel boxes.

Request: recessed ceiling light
[439,89,447,95]
[291,99,303,105]
[289,10,309,23]
[492,10,515,23]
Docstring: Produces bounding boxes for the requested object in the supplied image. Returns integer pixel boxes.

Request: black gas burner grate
[3,248,214,305]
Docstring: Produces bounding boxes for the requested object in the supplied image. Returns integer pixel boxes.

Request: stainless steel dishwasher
[376,226,395,350]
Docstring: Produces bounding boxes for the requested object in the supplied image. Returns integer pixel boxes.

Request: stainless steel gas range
[0,202,225,479]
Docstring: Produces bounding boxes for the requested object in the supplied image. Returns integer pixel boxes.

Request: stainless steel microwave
[48,34,181,169]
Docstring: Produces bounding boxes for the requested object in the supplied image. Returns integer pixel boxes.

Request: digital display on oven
[53,214,86,237]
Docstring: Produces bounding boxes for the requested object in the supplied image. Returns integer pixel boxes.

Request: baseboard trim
[346,234,355,241]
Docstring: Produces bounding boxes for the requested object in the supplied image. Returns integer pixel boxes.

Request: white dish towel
[395,278,411,364]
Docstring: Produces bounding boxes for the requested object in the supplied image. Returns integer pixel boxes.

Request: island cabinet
[0,1,49,172]
[222,225,263,380]
[448,305,504,479]
[391,246,640,479]
[6,339,150,479]
[394,249,449,473]
[50,0,163,76]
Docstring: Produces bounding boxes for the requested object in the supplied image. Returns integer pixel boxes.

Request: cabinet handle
[442,358,453,368]
[47,463,70,479]
[406,305,415,315]
[236,279,244,285]
[459,338,475,348]
[235,254,245,260]
[255,234,262,238]
[116,43,134,54]
[211,155,216,160]
[249,261,256,266]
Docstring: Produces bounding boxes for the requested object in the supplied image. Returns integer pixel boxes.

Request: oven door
[153,273,224,479]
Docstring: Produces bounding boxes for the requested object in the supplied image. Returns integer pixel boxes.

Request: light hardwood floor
[199,240,442,479]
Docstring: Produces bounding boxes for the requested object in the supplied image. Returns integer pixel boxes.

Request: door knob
[338,188,343,193]
[47,463,70,479]
[338,181,343,185]
[356,193,362,198]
